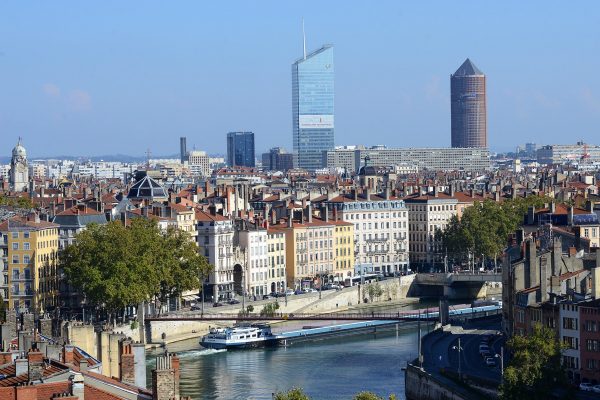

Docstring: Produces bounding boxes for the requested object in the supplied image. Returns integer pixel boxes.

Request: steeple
[302,18,307,60]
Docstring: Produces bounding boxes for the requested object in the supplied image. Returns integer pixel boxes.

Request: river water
[146,301,442,400]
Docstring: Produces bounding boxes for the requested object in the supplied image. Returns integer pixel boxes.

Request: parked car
[262,294,273,300]
[191,305,202,311]
[305,288,318,293]
[485,357,496,367]
[579,382,593,392]
[592,385,600,394]
[212,302,224,307]
[227,298,240,305]
[285,288,294,296]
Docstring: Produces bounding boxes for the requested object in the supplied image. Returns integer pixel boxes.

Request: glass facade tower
[227,131,255,167]
[292,45,334,171]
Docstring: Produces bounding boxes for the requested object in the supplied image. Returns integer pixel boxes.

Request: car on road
[285,288,294,296]
[592,385,600,394]
[294,289,306,295]
[191,305,202,311]
[212,302,224,307]
[305,288,317,293]
[262,294,273,300]
[227,298,240,305]
[579,382,593,392]
[485,357,496,367]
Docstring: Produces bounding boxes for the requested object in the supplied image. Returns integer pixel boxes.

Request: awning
[182,294,199,301]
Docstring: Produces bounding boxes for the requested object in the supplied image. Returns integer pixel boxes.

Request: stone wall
[405,363,472,400]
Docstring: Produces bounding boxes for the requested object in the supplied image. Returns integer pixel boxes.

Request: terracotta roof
[83,371,152,397]
[195,209,229,222]
[56,206,102,216]
[559,269,586,281]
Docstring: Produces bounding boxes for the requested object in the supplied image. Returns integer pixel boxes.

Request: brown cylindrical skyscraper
[451,58,487,148]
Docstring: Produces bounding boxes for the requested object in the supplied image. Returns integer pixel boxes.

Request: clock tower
[9,137,28,192]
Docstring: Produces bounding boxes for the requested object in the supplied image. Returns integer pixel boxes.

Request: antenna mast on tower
[302,18,307,60]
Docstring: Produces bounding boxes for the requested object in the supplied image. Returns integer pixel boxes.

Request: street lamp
[495,346,504,378]
[452,337,463,377]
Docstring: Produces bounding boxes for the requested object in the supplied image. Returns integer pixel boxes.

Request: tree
[439,196,554,266]
[499,324,574,400]
[366,283,383,303]
[61,218,212,319]
[260,302,280,317]
[353,393,397,400]
[273,387,310,400]
[0,195,33,209]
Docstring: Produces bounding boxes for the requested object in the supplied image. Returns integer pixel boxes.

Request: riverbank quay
[405,315,503,400]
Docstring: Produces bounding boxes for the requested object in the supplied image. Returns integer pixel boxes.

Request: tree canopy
[500,324,573,400]
[438,195,552,263]
[0,195,32,208]
[60,218,211,313]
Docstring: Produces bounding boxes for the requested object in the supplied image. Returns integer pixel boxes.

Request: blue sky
[1,1,599,158]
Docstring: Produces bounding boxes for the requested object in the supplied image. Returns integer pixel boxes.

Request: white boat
[200,324,278,349]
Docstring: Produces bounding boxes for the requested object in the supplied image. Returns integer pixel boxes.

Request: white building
[196,209,235,301]
[187,150,211,177]
[404,192,459,268]
[559,301,581,380]
[267,229,287,294]
[238,228,269,297]
[322,193,410,275]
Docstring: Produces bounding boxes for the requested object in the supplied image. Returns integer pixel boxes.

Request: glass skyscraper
[292,45,334,171]
[227,131,255,167]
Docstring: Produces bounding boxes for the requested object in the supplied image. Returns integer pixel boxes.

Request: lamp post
[452,337,463,377]
[495,346,504,378]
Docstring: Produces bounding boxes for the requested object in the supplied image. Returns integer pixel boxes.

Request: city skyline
[1,1,599,158]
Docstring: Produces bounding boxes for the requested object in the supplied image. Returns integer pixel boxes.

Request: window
[12,255,19,264]
[12,243,18,250]
[23,232,29,239]
[23,243,30,250]
[23,255,30,264]
[11,232,18,239]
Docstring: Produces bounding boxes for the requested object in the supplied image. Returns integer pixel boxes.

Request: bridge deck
[145,311,433,322]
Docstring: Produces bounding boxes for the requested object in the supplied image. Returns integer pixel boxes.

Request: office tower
[292,45,334,171]
[227,132,255,167]
[180,137,187,163]
[451,58,487,148]
[262,147,294,172]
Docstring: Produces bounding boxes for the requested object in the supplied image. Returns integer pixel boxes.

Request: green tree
[61,218,212,320]
[366,283,383,302]
[499,324,574,400]
[273,387,310,400]
[0,195,33,208]
[260,302,280,317]
[353,393,397,400]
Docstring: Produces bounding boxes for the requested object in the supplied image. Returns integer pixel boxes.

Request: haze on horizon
[0,1,599,158]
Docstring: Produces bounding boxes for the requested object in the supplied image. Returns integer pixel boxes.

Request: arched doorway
[270,282,276,294]
[233,264,243,295]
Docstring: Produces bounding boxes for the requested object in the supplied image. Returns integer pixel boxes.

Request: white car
[592,385,600,394]
[485,357,496,367]
[285,288,294,296]
[580,382,593,392]
[305,288,317,293]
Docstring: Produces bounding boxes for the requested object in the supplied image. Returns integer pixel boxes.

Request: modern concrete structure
[537,142,600,165]
[179,136,187,163]
[227,131,255,168]
[187,150,211,177]
[451,59,487,148]
[292,45,334,171]
[325,146,490,172]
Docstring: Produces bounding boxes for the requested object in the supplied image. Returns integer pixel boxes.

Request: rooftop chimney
[27,348,44,382]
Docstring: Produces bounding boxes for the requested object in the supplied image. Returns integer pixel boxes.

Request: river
[145,301,445,399]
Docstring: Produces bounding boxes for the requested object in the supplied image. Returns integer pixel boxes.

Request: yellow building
[0,215,59,313]
[272,216,354,289]
[333,220,355,282]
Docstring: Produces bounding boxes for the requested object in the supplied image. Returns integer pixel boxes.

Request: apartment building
[0,214,59,313]
[196,209,235,301]
[320,192,408,275]
[238,228,269,297]
[404,191,459,267]
[267,229,287,293]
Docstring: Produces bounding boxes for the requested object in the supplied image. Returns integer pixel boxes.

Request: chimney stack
[152,353,180,400]
[27,347,44,382]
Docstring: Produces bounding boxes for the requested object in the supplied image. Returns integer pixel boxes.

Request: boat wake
[178,348,227,358]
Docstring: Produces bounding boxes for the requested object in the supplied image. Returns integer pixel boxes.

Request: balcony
[11,274,33,282]
[11,289,34,297]
[365,237,388,243]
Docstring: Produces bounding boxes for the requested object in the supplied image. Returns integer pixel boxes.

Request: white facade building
[323,194,410,274]
[559,302,581,379]
[238,228,269,297]
[196,209,235,301]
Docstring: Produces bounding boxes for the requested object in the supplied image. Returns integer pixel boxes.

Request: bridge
[145,311,436,322]
[411,272,502,298]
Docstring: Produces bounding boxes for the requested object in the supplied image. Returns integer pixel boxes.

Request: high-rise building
[292,45,334,171]
[227,132,255,167]
[451,58,487,148]
[180,137,187,163]
[262,147,294,172]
